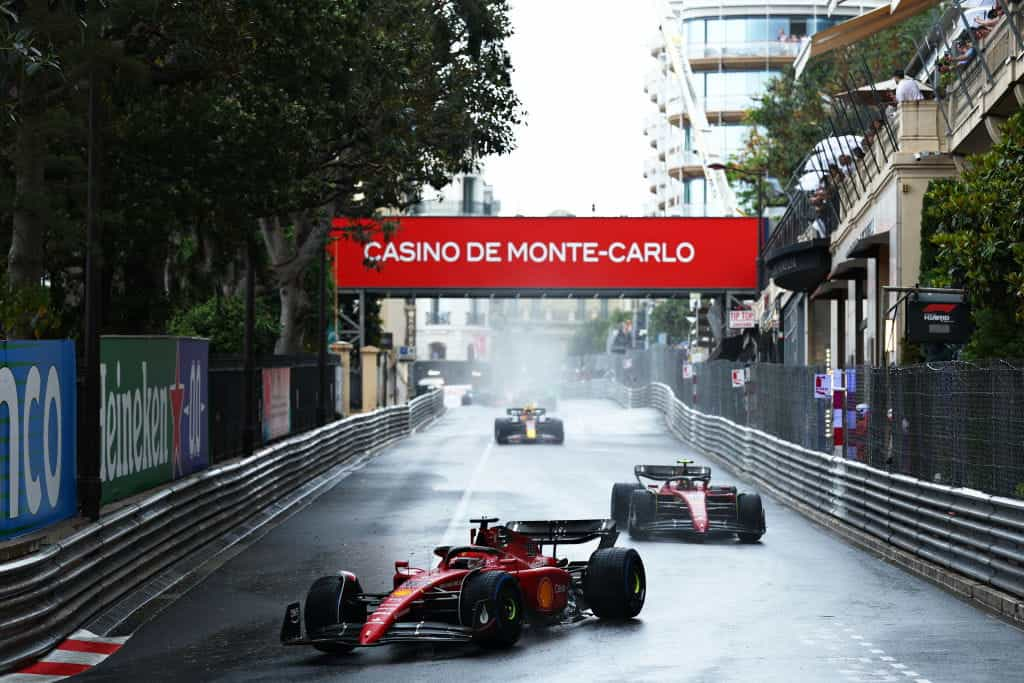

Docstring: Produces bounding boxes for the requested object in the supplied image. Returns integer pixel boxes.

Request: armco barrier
[583,380,1024,612]
[0,389,444,673]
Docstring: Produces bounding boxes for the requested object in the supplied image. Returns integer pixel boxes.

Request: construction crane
[657,3,742,217]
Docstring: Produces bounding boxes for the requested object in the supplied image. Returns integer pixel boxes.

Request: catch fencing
[209,354,341,462]
[581,351,1024,500]
[0,389,444,674]
[585,378,1024,617]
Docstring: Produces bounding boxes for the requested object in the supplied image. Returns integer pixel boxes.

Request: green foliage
[568,317,613,356]
[168,295,278,355]
[0,283,61,339]
[609,309,632,325]
[923,112,1024,360]
[1,1,520,349]
[648,300,691,345]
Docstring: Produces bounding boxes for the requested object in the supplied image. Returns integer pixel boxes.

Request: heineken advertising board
[1,340,78,540]
[100,337,209,504]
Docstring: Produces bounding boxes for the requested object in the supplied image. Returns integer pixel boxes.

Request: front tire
[494,420,509,445]
[583,547,646,619]
[610,482,640,527]
[304,574,366,654]
[737,492,765,543]
[460,571,523,647]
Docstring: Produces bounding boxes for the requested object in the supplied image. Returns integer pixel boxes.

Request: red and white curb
[1,631,128,682]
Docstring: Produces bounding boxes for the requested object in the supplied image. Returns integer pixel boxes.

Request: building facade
[644,1,878,218]
[759,1,1024,367]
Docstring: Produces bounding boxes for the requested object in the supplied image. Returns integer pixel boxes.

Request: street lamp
[707,163,767,291]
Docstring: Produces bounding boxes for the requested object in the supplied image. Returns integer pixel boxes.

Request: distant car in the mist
[494,405,564,445]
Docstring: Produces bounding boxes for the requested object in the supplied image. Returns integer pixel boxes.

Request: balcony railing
[668,95,759,118]
[929,5,1024,144]
[410,200,499,216]
[667,148,703,171]
[465,312,487,327]
[424,312,451,326]
[684,40,805,60]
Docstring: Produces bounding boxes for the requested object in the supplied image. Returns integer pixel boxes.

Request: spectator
[954,40,976,67]
[893,69,924,103]
[974,7,1003,33]
[777,28,787,41]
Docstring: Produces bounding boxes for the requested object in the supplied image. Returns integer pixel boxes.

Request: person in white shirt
[893,69,923,103]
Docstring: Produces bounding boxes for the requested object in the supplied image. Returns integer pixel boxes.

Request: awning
[835,78,934,105]
[810,279,848,300]
[847,232,890,258]
[828,257,869,280]
[795,0,942,77]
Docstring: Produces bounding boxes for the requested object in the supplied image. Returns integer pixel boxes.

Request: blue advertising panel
[0,340,78,539]
[174,338,209,479]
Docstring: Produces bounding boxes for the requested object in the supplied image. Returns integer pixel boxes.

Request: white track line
[441,440,494,545]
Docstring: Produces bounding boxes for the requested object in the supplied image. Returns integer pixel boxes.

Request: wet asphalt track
[75,400,1024,682]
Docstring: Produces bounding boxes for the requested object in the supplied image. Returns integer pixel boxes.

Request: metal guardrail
[584,380,1024,603]
[0,389,444,673]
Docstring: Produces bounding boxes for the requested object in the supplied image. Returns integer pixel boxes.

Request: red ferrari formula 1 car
[280,517,645,653]
[610,460,765,542]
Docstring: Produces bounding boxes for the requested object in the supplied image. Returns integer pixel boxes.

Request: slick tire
[583,547,646,620]
[737,493,766,543]
[304,574,367,654]
[460,571,523,647]
[610,482,641,527]
[628,489,656,539]
[494,420,509,445]
[549,420,565,444]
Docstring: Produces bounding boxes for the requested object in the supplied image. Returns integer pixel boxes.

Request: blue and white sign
[1,340,78,539]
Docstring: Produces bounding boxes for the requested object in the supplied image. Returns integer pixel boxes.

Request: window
[429,342,447,360]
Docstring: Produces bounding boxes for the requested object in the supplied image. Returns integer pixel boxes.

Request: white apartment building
[644,0,880,218]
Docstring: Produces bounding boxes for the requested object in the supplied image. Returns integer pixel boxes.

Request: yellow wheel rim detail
[632,571,642,595]
[504,597,518,621]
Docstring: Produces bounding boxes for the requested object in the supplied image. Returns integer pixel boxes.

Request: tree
[568,317,613,356]
[167,294,278,355]
[924,112,1024,359]
[178,0,521,353]
[648,300,692,345]
[1,1,165,338]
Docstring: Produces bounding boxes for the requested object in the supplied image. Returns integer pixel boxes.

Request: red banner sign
[330,216,758,291]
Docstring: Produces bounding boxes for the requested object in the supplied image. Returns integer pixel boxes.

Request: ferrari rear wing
[635,464,711,481]
[505,519,618,548]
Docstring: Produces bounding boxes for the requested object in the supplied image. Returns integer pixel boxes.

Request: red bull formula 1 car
[280,518,644,653]
[494,406,564,444]
[610,460,765,542]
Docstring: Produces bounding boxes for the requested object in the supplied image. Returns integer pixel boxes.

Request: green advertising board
[100,336,209,504]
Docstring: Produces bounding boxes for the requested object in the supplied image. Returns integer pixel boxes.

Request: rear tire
[737,493,765,543]
[583,547,646,619]
[549,420,565,444]
[628,489,655,539]
[460,571,523,647]
[304,574,366,654]
[610,482,640,527]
